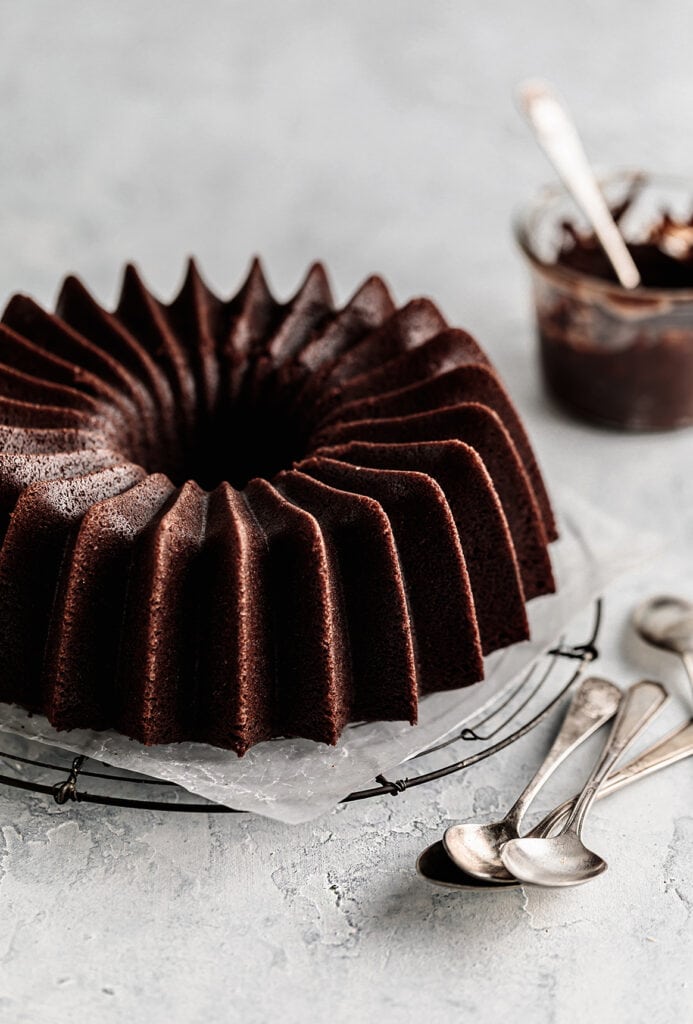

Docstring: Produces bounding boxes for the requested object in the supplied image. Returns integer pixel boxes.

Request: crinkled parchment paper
[0,489,661,823]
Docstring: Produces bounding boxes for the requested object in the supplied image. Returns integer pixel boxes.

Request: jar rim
[513,168,693,302]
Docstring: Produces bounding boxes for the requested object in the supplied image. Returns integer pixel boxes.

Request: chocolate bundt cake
[0,260,557,754]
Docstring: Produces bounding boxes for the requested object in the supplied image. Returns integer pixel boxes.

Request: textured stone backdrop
[0,3,692,1022]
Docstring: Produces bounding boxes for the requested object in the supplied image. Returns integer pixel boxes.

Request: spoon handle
[563,680,668,836]
[531,719,693,837]
[518,79,641,290]
[503,676,621,831]
[681,652,693,704]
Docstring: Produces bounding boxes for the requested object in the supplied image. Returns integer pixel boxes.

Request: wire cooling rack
[0,601,602,814]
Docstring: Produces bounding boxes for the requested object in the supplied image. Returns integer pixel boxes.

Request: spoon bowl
[633,596,693,705]
[633,595,693,657]
[443,821,518,882]
[501,833,607,888]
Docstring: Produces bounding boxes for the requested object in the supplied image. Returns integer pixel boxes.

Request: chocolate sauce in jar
[558,225,693,290]
[520,178,693,431]
[539,310,693,430]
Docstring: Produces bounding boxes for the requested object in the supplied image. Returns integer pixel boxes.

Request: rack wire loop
[52,755,85,805]
[375,775,407,795]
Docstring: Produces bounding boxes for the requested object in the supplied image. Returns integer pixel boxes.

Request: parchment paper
[0,488,661,823]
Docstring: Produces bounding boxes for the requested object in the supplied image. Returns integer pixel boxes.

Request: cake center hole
[164,401,306,491]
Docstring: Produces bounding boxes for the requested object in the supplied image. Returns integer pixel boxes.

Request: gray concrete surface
[0,2,692,1021]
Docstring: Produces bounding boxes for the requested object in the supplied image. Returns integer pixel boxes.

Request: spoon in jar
[517,78,641,289]
[418,715,693,891]
[443,675,621,882]
[633,595,693,704]
[500,679,667,887]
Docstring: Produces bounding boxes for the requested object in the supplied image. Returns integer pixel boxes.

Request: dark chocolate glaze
[557,215,693,289]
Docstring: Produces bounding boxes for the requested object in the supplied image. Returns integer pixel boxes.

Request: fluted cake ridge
[0,259,556,754]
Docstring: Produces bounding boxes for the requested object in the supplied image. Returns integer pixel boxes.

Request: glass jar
[515,171,693,431]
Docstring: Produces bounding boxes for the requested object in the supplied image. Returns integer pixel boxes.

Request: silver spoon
[517,78,641,290]
[418,716,693,891]
[500,679,667,887]
[443,676,621,882]
[633,595,693,704]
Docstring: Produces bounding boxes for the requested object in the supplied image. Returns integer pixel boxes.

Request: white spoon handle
[518,79,641,290]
